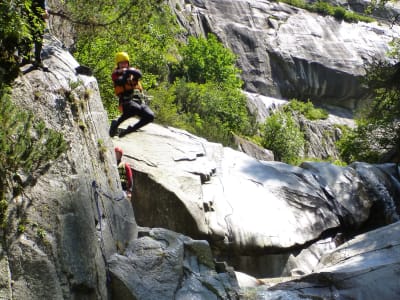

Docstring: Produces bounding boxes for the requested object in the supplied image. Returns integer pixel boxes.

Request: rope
[90,180,125,284]
[92,180,126,202]
[90,181,110,283]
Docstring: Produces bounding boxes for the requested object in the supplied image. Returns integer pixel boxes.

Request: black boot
[109,120,118,137]
[118,126,136,137]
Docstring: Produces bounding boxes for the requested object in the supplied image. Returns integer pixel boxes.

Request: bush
[261,110,305,164]
[285,99,328,120]
[333,6,347,20]
[148,83,186,128]
[172,79,256,145]
[311,1,333,16]
[180,34,243,89]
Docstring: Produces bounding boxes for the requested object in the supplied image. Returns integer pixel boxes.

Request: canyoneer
[109,52,154,137]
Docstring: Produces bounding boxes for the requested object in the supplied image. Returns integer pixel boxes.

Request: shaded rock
[244,91,288,123]
[232,134,274,161]
[301,162,400,228]
[108,227,240,300]
[253,221,400,299]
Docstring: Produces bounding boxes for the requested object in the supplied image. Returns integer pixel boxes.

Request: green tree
[337,58,400,163]
[173,79,255,145]
[261,110,305,164]
[64,1,257,146]
[180,34,243,89]
[0,0,46,85]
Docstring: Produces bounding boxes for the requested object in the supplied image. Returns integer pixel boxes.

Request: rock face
[7,35,138,299]
[169,0,400,109]
[113,120,400,277]
[8,1,400,298]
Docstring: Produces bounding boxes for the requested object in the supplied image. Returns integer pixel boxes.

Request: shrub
[172,79,256,145]
[261,110,305,164]
[333,6,347,20]
[0,0,46,85]
[180,34,243,89]
[311,1,334,16]
[285,99,328,120]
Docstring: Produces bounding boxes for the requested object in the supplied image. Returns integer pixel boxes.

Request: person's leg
[109,119,119,137]
[129,104,155,131]
[109,102,133,137]
[34,38,43,66]
[118,103,154,137]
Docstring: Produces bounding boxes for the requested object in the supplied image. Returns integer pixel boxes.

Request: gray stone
[114,122,400,265]
[108,227,240,300]
[8,35,137,299]
[255,221,400,299]
[169,0,400,109]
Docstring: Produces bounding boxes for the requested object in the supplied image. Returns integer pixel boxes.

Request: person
[114,147,133,198]
[109,52,155,138]
[30,0,49,68]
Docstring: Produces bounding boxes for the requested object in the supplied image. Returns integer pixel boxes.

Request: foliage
[336,120,379,163]
[66,0,181,119]
[0,89,68,203]
[284,99,328,120]
[168,34,256,145]
[0,0,46,85]
[261,110,305,164]
[179,34,243,89]
[278,0,374,23]
[172,79,256,145]
[337,58,400,163]
[68,1,255,145]
[147,83,186,128]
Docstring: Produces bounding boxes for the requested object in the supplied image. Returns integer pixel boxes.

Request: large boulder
[108,227,240,300]
[253,221,400,299]
[113,120,400,277]
[5,34,242,299]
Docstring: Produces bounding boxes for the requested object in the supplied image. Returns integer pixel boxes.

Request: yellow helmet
[115,52,129,65]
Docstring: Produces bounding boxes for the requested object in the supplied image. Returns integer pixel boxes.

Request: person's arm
[125,68,142,79]
[112,67,142,85]
[112,68,126,85]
